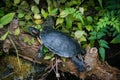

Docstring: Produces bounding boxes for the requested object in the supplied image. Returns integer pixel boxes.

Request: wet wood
[0,19,120,80]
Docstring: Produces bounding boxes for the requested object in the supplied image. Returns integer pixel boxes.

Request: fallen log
[1,19,120,80]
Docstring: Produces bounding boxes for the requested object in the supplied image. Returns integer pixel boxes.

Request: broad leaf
[0,13,15,26]
[99,47,105,61]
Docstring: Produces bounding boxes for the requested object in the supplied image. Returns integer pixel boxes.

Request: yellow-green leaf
[14,28,20,35]
[74,30,85,39]
[24,36,29,43]
[31,5,39,14]
[0,31,9,40]
[14,0,20,5]
[44,55,52,60]
[56,18,64,25]
[0,13,15,26]
[41,9,48,19]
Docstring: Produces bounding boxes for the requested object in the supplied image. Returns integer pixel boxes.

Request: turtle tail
[71,55,86,72]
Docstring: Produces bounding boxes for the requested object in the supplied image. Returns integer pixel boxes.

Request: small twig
[38,56,62,80]
[18,54,41,64]
[108,50,120,58]
[55,57,60,80]
[8,35,21,70]
[2,72,15,79]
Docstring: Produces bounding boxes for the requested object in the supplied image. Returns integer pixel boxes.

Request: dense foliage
[0,0,120,61]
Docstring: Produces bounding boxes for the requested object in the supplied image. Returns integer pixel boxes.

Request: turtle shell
[41,29,82,57]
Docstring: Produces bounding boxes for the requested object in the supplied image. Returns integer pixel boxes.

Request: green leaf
[65,17,72,29]
[56,18,64,25]
[0,10,5,17]
[0,12,15,26]
[99,47,105,61]
[89,36,96,40]
[85,25,93,31]
[19,21,25,26]
[24,36,29,43]
[97,32,105,39]
[80,36,87,41]
[111,34,120,44]
[60,10,68,18]
[34,0,40,4]
[44,55,52,60]
[41,9,48,19]
[86,16,93,23]
[98,0,103,8]
[44,54,54,60]
[18,12,25,18]
[74,30,85,39]
[60,8,75,17]
[14,28,20,35]
[31,5,40,14]
[79,7,84,15]
[25,13,31,20]
[50,8,58,16]
[20,1,29,9]
[90,31,97,35]
[14,0,20,5]
[0,24,3,29]
[29,38,34,45]
[99,40,108,44]
[99,42,109,48]
[73,11,84,25]
[0,31,9,40]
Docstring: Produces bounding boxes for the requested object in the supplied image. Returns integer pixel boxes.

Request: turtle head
[28,27,40,38]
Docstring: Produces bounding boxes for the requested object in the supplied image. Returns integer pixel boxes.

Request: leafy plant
[89,9,120,61]
[0,12,15,29]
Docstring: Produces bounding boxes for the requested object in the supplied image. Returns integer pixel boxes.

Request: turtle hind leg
[71,56,86,72]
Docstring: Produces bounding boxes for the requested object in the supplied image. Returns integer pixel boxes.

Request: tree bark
[0,19,120,80]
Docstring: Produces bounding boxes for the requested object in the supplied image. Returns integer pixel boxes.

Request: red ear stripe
[32,30,38,35]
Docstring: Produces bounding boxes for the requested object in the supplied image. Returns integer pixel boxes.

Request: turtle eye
[28,27,40,37]
[32,29,38,35]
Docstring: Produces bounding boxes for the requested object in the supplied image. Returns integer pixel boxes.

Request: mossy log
[0,19,120,80]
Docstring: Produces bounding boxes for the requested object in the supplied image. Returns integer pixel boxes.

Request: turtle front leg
[37,44,44,59]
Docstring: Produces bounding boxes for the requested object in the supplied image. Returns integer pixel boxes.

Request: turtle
[28,16,86,72]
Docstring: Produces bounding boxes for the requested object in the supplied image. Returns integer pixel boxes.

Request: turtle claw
[72,56,86,72]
